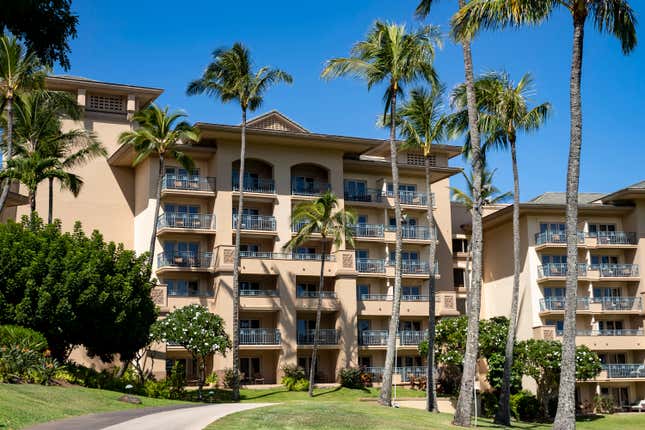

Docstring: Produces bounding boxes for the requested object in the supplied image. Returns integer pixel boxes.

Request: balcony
[157,213,215,231]
[567,329,644,336]
[359,330,388,346]
[591,297,642,312]
[350,224,385,239]
[598,264,639,278]
[239,328,281,345]
[356,259,386,274]
[344,189,383,204]
[297,329,339,345]
[232,177,275,194]
[601,364,645,379]
[156,252,212,270]
[239,251,334,261]
[388,261,435,275]
[401,226,433,241]
[539,296,590,311]
[535,231,585,246]
[363,366,426,382]
[297,291,337,299]
[399,330,427,345]
[291,181,331,197]
[161,174,216,193]
[537,263,587,279]
[595,232,638,246]
[385,190,434,207]
[232,214,276,231]
[240,289,279,297]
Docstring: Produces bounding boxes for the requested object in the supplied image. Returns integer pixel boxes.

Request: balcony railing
[399,330,427,345]
[537,263,587,278]
[359,330,388,345]
[598,264,639,278]
[385,190,430,206]
[162,174,216,192]
[344,189,383,203]
[601,364,645,379]
[362,366,426,382]
[573,329,644,336]
[401,226,433,240]
[157,252,212,269]
[232,177,275,194]
[240,328,281,345]
[535,231,585,245]
[168,288,213,297]
[356,259,386,273]
[595,231,638,245]
[359,293,392,301]
[157,213,214,230]
[297,329,339,345]
[591,297,642,311]
[240,289,279,297]
[232,214,276,231]
[297,290,337,299]
[350,224,385,238]
[402,295,429,301]
[539,296,590,311]
[388,260,433,275]
[239,251,334,261]
[291,181,331,196]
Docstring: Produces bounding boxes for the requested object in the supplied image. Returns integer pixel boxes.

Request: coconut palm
[0,35,45,213]
[415,1,486,425]
[451,167,511,209]
[395,85,447,412]
[322,20,441,406]
[187,43,292,402]
[284,191,355,397]
[118,105,199,267]
[451,2,637,427]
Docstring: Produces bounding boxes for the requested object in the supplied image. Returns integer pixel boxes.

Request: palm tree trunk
[231,108,247,402]
[148,155,165,268]
[454,0,484,424]
[29,189,36,213]
[424,154,438,413]
[553,15,586,430]
[309,237,328,397]
[48,177,54,224]
[0,96,14,213]
[495,137,521,426]
[379,87,403,407]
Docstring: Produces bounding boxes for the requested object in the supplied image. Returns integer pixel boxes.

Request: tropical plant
[0,35,45,213]
[284,191,355,396]
[322,20,440,406]
[451,2,637,427]
[117,104,199,267]
[187,43,292,402]
[150,304,231,400]
[450,167,511,209]
[395,85,447,412]
[415,1,486,424]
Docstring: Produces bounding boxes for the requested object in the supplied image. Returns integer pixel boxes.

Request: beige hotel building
[2,75,644,406]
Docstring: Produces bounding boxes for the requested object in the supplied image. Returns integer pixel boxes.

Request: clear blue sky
[56,0,645,201]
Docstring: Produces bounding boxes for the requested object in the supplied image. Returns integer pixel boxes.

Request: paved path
[27,403,272,430]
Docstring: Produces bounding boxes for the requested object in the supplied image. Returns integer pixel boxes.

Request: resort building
[481,187,645,407]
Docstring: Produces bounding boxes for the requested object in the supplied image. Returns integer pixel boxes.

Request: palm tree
[451,2,637,427]
[118,105,199,267]
[284,191,355,397]
[322,20,440,406]
[416,2,486,425]
[451,167,511,209]
[187,43,292,402]
[0,35,45,213]
[395,85,447,412]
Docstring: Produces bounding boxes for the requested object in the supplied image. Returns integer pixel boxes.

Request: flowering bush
[0,325,57,384]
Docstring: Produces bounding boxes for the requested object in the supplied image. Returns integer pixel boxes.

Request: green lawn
[229,386,425,403]
[0,384,186,430]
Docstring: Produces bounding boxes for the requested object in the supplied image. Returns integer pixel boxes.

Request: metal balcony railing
[157,252,212,269]
[291,181,331,196]
[157,213,214,230]
[537,263,587,278]
[388,260,433,275]
[239,251,334,261]
[344,189,383,203]
[350,224,385,238]
[535,231,585,245]
[167,287,213,297]
[595,231,638,245]
[384,190,435,206]
[402,295,429,302]
[571,329,644,336]
[296,290,337,299]
[539,296,590,311]
[598,264,639,278]
[359,330,388,345]
[162,174,216,192]
[239,328,281,345]
[239,289,279,297]
[358,293,392,301]
[232,177,275,194]
[591,297,642,311]
[399,330,427,345]
[297,329,339,345]
[232,214,276,231]
[362,366,426,382]
[356,259,386,273]
[401,226,433,240]
[602,364,645,379]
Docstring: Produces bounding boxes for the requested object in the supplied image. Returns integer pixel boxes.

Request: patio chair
[253,373,265,385]
[630,400,645,412]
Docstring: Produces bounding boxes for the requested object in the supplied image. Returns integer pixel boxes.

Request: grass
[228,386,425,403]
[0,383,186,430]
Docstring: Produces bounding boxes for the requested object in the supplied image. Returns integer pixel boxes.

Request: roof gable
[246,110,309,133]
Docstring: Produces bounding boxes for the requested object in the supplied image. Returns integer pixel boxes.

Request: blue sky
[57,0,645,201]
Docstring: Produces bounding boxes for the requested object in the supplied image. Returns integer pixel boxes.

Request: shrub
[479,391,498,418]
[0,325,48,352]
[280,365,308,391]
[511,390,541,422]
[281,364,305,380]
[144,379,171,399]
[339,367,364,389]
[167,361,186,399]
[30,357,61,385]
[593,395,615,415]
[293,378,309,392]
[223,368,240,389]
[206,372,219,387]
[0,325,50,383]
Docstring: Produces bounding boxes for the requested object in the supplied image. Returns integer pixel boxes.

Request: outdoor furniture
[408,374,417,389]
[630,400,645,412]
[253,373,265,384]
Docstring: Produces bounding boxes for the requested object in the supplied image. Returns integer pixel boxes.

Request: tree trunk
[116,360,129,378]
[29,190,36,213]
[495,137,521,426]
[379,86,403,407]
[48,177,54,224]
[0,96,14,213]
[553,15,586,430]
[231,108,247,402]
[197,354,205,401]
[425,154,438,413]
[454,0,484,424]
[148,155,165,268]
[308,237,328,397]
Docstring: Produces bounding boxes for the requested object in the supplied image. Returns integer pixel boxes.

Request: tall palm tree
[451,167,511,209]
[322,20,441,406]
[284,191,355,397]
[451,2,637,427]
[396,85,447,412]
[416,1,486,425]
[0,35,45,213]
[187,43,292,402]
[118,105,199,267]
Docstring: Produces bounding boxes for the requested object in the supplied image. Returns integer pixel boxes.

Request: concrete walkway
[27,403,272,430]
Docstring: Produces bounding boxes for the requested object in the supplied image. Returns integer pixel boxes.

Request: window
[240,357,261,381]
[355,249,369,260]
[165,167,199,178]
[598,320,623,330]
[545,319,564,331]
[233,207,259,216]
[399,356,422,367]
[166,279,199,296]
[358,356,372,367]
[544,287,566,297]
[87,94,125,113]
[390,251,419,262]
[593,287,621,298]
[540,223,565,233]
[542,255,566,265]
[453,268,465,288]
[358,320,370,332]
[357,215,368,224]
[588,223,616,237]
[399,321,421,331]
[406,152,435,166]
[357,284,370,299]
[297,283,317,296]
[240,320,260,329]
[240,244,259,253]
[452,238,469,253]
[344,180,367,196]
[387,183,416,193]
[402,286,420,297]
[297,320,316,332]
[240,281,260,291]
[590,255,618,269]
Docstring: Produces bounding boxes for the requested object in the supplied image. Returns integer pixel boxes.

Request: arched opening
[232,159,275,193]
[290,163,330,196]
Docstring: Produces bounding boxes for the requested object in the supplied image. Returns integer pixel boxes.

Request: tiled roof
[529,192,605,205]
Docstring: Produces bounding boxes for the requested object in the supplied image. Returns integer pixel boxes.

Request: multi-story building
[7,76,465,384]
[482,187,645,407]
